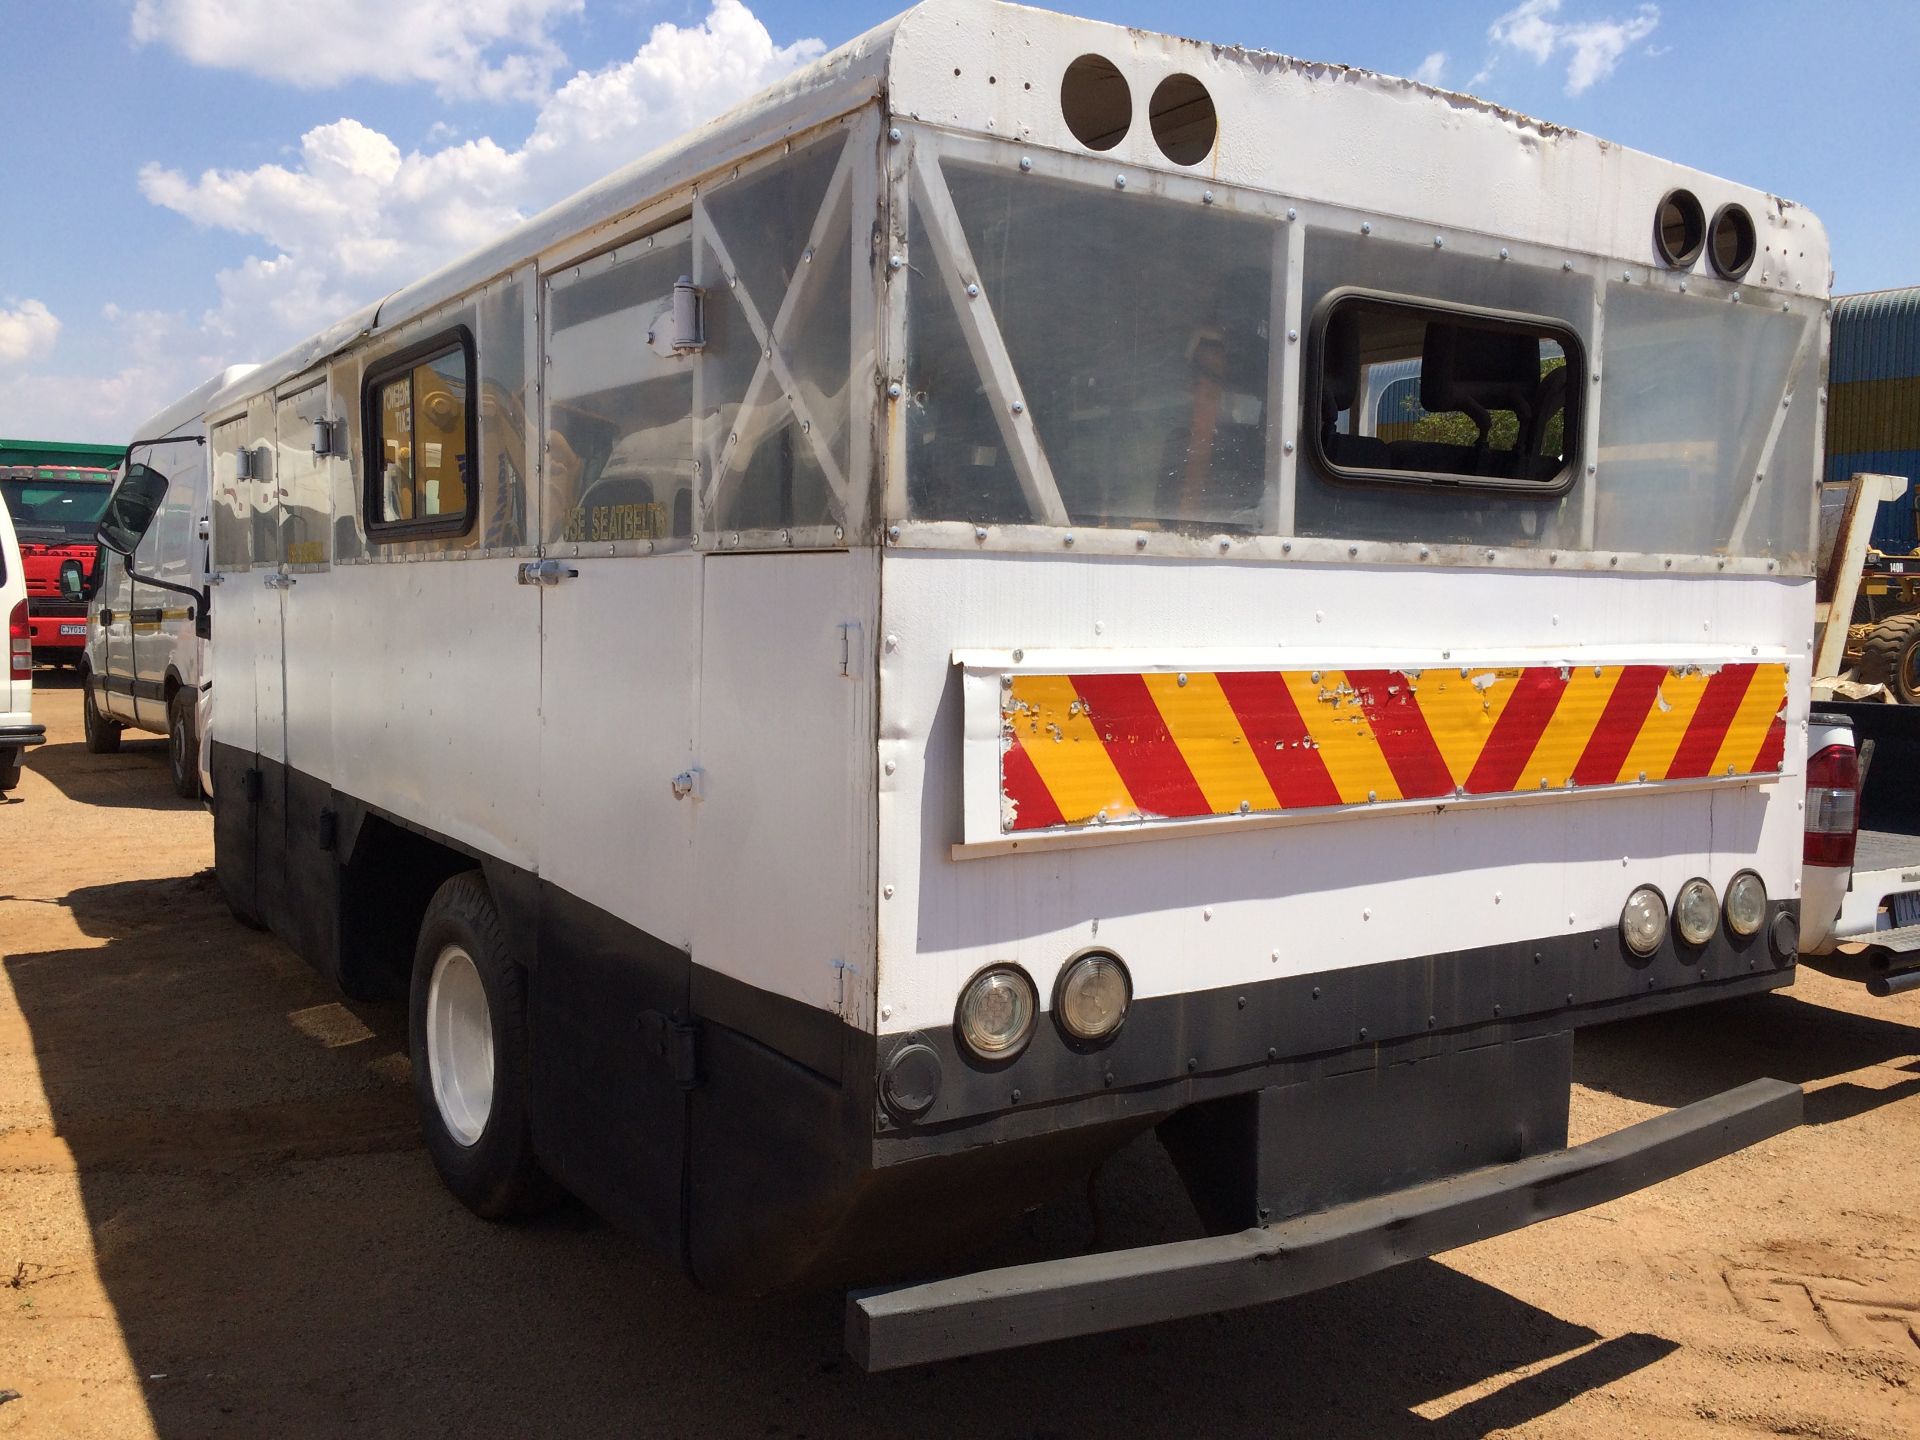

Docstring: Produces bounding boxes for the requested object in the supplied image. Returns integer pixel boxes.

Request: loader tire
[1856,612,1920,703]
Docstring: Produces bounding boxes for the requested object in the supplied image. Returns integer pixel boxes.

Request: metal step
[1863,922,1920,956]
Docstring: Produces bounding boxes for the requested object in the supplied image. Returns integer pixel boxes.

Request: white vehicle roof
[132,364,261,444]
[209,0,1829,415]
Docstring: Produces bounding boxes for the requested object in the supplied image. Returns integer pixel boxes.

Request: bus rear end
[849,2,1823,1365]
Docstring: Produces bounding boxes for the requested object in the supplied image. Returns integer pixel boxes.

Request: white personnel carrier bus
[94,1,1827,1366]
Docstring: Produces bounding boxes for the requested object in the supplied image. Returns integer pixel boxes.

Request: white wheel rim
[426,944,493,1147]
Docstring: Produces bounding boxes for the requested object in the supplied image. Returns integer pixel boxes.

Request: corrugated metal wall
[1828,286,1920,551]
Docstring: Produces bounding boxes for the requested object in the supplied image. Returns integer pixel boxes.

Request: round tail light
[1724,871,1767,938]
[1054,952,1131,1044]
[1673,878,1719,947]
[1621,885,1668,957]
[956,965,1037,1060]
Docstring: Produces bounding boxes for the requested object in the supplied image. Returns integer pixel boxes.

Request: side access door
[272,381,337,967]
[531,220,700,1257]
[207,413,263,921]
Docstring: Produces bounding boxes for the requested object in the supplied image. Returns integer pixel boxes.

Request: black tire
[0,746,20,793]
[167,687,201,799]
[1856,612,1920,703]
[409,872,558,1219]
[81,677,122,754]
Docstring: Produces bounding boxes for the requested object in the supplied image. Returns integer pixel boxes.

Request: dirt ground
[2,670,1917,1439]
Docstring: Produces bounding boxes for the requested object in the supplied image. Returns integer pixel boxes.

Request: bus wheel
[1857,613,1920,703]
[409,872,558,1219]
[166,688,201,799]
[82,679,122,755]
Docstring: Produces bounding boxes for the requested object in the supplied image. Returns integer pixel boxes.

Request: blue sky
[2,0,1913,441]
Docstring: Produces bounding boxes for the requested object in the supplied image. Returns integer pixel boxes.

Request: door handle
[517,558,578,586]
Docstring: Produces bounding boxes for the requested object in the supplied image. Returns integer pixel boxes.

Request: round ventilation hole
[1149,73,1216,166]
[1653,188,1704,268]
[1061,54,1131,152]
[1708,204,1757,282]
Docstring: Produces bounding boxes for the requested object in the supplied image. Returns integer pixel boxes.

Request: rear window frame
[1305,288,1587,498]
[360,326,480,544]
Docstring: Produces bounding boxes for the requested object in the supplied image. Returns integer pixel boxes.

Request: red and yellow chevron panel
[1000,662,1789,833]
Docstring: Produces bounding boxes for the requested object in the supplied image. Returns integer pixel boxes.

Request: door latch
[517,558,578,586]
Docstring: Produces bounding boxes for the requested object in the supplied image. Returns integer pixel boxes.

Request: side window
[363,332,475,539]
[1312,295,1580,489]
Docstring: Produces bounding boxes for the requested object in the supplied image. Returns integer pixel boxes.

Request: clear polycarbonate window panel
[913,159,1275,531]
[697,133,850,538]
[477,277,531,548]
[210,422,249,569]
[1317,297,1576,485]
[544,237,695,545]
[1595,283,1818,564]
[275,388,330,567]
[1294,233,1592,548]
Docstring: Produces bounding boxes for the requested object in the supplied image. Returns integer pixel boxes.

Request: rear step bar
[848,1078,1802,1371]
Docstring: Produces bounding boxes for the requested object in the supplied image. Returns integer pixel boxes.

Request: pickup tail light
[9,599,29,680]
[1804,741,1859,869]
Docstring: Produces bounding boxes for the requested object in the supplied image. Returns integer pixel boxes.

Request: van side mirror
[95,464,169,555]
[58,559,85,600]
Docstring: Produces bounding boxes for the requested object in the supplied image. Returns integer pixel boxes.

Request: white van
[0,494,44,790]
[84,366,256,795]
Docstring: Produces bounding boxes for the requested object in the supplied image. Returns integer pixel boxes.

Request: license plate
[58,624,87,637]
[1891,892,1920,928]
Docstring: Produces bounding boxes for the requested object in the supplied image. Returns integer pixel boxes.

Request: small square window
[364,332,475,539]
[1311,295,1581,491]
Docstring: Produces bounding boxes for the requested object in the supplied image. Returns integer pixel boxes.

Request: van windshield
[1,474,114,542]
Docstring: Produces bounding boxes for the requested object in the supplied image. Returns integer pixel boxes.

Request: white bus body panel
[876,555,1810,1034]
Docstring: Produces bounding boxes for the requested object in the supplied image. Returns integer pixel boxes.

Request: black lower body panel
[210,742,1804,1302]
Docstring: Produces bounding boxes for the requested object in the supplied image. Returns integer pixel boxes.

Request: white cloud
[130,0,586,102]
[0,299,61,365]
[1413,51,1448,86]
[1487,0,1660,95]
[0,308,222,440]
[138,1,824,346]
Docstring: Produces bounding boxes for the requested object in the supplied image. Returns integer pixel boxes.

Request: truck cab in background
[0,463,115,666]
[83,366,256,798]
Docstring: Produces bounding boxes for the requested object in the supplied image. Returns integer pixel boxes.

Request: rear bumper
[25,613,88,649]
[848,1077,1803,1370]
[0,723,46,749]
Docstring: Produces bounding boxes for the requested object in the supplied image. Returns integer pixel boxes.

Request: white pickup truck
[1802,708,1920,996]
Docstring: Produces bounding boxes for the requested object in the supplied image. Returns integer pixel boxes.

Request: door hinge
[639,1010,700,1089]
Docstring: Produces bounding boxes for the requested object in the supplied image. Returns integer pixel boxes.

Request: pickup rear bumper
[0,723,46,749]
[848,1077,1803,1371]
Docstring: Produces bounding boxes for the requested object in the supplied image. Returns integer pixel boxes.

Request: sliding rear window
[1311,294,1581,491]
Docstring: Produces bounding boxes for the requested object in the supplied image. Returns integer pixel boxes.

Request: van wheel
[82,680,122,754]
[409,872,558,1219]
[167,688,201,798]
[1856,613,1920,703]
[0,746,20,792]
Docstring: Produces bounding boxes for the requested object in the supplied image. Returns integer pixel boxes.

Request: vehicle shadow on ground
[1576,984,1920,1124]
[27,737,189,810]
[7,876,1684,1437]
